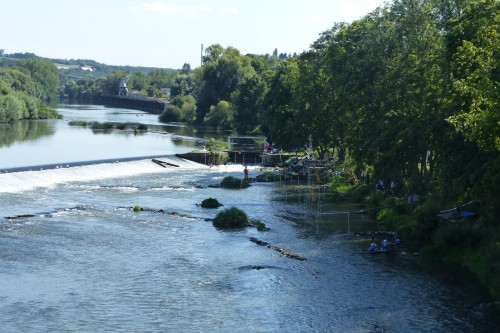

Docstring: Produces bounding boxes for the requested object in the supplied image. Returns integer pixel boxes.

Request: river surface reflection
[0,104,226,170]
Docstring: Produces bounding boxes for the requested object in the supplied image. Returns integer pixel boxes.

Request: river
[0,104,498,332]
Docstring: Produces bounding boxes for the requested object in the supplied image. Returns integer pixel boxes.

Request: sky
[0,0,386,69]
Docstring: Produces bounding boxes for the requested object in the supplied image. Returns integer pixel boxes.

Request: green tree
[0,94,23,122]
[231,74,267,134]
[159,104,182,122]
[149,69,175,89]
[16,58,58,104]
[171,74,195,97]
[447,0,500,151]
[180,95,197,123]
[204,100,234,130]
[146,85,160,97]
[262,59,301,151]
[181,63,192,74]
[195,45,255,123]
[102,71,129,95]
[130,72,148,91]
[202,44,225,64]
[0,67,38,97]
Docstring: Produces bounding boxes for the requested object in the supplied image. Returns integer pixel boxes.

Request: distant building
[81,65,94,71]
[160,88,171,97]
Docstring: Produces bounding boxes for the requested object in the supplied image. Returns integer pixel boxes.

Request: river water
[0,104,498,332]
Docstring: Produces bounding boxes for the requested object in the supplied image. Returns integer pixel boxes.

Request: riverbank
[324,179,500,303]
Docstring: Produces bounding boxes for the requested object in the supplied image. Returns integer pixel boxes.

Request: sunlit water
[0,105,498,332]
[0,104,224,171]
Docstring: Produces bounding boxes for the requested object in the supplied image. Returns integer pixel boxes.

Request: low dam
[99,95,168,114]
[176,151,294,166]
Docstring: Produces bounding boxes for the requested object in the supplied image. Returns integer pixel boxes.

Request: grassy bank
[325,174,500,301]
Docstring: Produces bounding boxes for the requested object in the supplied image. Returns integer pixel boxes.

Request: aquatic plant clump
[68,120,92,127]
[201,197,222,208]
[220,176,250,189]
[133,205,142,212]
[250,219,268,231]
[255,172,278,182]
[213,207,249,229]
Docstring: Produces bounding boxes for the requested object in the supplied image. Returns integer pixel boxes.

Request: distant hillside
[0,52,176,79]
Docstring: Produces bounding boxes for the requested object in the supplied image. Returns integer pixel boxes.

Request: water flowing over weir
[0,156,203,194]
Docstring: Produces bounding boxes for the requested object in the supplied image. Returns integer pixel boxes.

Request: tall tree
[195,45,255,124]
[262,59,302,150]
[447,0,500,151]
[16,59,58,104]
[231,74,267,134]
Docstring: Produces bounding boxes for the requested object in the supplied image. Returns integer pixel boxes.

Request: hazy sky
[1,0,386,69]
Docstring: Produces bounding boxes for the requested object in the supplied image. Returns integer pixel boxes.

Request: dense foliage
[212,207,249,229]
[201,197,222,208]
[194,0,499,299]
[220,176,251,189]
[0,58,59,122]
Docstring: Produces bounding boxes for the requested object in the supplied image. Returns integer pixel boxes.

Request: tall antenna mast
[201,44,204,66]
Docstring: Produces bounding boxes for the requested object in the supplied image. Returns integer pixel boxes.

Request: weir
[0,156,204,194]
[99,95,168,114]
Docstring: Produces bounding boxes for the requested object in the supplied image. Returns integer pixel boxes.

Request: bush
[213,207,249,229]
[220,176,250,189]
[250,219,268,231]
[201,197,222,208]
[412,198,442,241]
[465,240,500,300]
[159,105,182,123]
[133,205,142,212]
[422,223,484,263]
[91,122,114,130]
[136,124,148,131]
[255,172,278,182]
[68,120,91,127]
[375,203,418,238]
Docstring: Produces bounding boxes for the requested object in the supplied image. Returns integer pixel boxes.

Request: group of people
[368,237,401,252]
[375,179,396,194]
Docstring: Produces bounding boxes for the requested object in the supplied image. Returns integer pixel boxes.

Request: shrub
[220,176,250,189]
[422,223,484,263]
[213,207,249,229]
[375,204,418,238]
[159,105,182,122]
[68,120,91,126]
[326,183,370,203]
[102,122,114,130]
[137,124,147,131]
[465,240,500,300]
[255,172,278,182]
[412,198,442,241]
[201,197,222,208]
[250,219,268,231]
[133,205,142,212]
